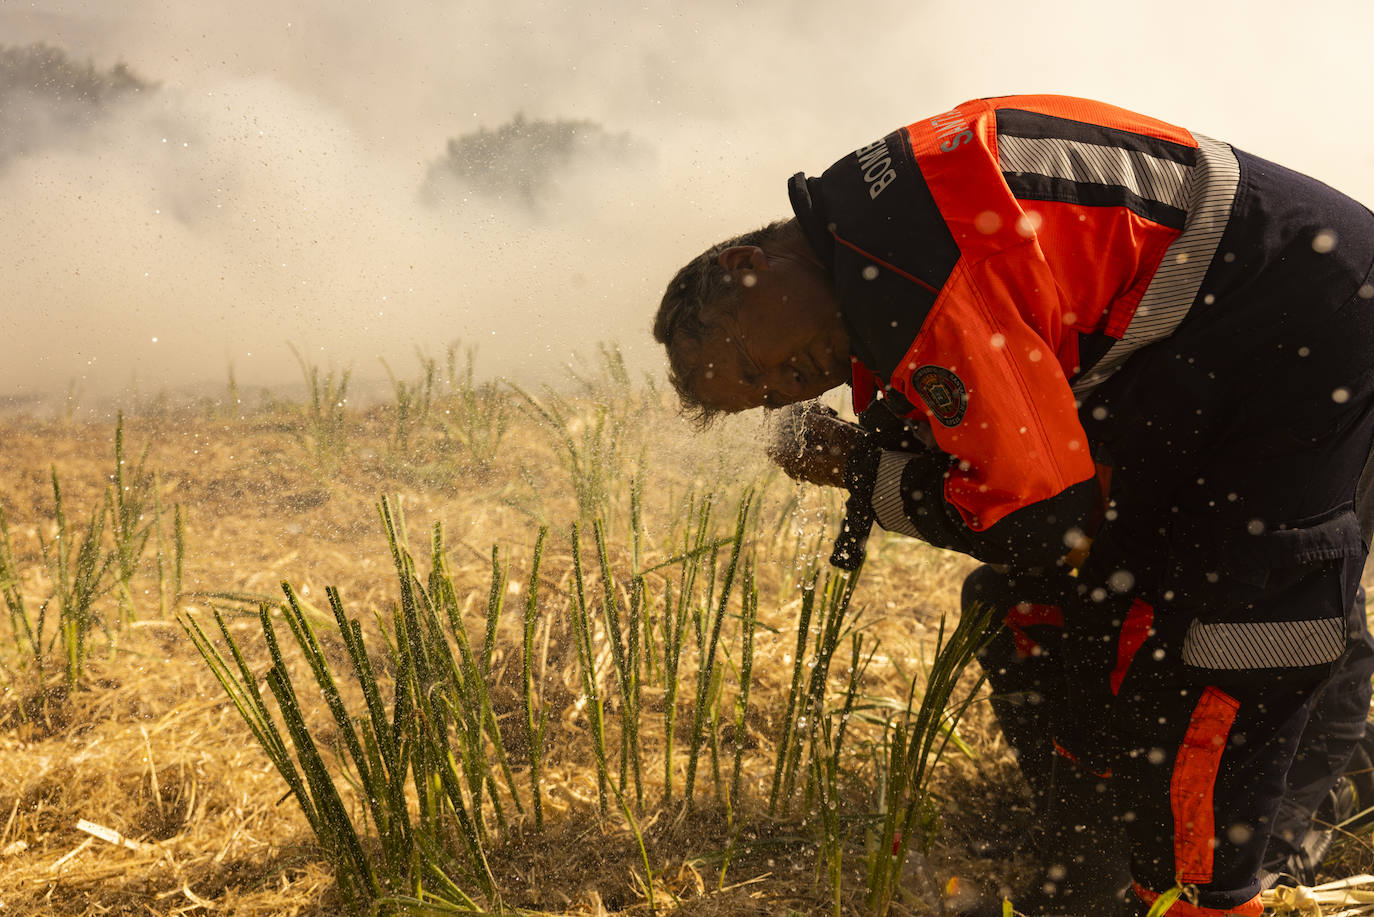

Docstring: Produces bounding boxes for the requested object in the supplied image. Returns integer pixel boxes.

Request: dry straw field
[0,347,1370,916]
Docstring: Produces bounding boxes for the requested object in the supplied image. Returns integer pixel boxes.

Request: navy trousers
[968,564,1374,912]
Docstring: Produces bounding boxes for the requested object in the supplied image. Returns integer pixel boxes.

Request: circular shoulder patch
[911,365,967,427]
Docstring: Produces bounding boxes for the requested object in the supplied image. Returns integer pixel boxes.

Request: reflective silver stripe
[997,134,1190,211]
[873,450,921,537]
[1181,617,1347,670]
[1071,133,1241,398]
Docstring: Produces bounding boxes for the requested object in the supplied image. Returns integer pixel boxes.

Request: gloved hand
[855,399,937,451]
[766,401,869,489]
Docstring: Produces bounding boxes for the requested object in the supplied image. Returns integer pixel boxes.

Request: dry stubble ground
[0,396,1369,916]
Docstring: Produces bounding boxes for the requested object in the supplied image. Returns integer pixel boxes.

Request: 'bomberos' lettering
[853,136,898,199]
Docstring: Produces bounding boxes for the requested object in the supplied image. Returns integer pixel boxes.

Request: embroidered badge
[911,365,967,427]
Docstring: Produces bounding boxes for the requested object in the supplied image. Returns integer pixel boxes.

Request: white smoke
[1,0,1372,408]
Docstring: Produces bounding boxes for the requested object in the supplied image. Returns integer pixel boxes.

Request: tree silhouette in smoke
[0,43,154,165]
[422,113,650,213]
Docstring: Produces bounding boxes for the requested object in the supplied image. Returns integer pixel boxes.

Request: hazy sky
[3,0,1373,405]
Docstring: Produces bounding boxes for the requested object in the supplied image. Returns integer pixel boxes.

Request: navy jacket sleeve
[853,438,1096,568]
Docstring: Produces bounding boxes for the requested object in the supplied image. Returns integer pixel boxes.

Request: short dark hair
[652,220,791,425]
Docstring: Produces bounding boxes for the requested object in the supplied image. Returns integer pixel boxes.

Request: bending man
[652,95,1374,916]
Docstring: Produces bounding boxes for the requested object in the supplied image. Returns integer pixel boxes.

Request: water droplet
[1108,569,1135,593]
[1016,211,1042,237]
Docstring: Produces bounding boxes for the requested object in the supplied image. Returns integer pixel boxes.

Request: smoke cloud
[2,0,1373,409]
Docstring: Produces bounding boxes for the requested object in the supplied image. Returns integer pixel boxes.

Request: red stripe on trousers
[1004,601,1063,659]
[1170,686,1241,884]
[1134,882,1262,916]
[1110,598,1154,695]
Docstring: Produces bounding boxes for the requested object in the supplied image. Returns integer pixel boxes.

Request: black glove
[830,439,881,570]
[830,399,938,570]
[856,399,935,451]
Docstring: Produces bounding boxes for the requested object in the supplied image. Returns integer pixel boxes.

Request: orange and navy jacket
[790,95,1246,566]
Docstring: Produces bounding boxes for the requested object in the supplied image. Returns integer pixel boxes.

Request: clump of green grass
[593,518,644,806]
[0,504,26,674]
[152,483,186,618]
[568,519,613,817]
[683,492,753,809]
[510,343,649,523]
[381,350,437,457]
[290,343,351,473]
[108,412,159,624]
[0,415,176,698]
[511,383,625,522]
[52,480,108,688]
[37,466,112,691]
[566,515,672,911]
[865,600,996,915]
[769,563,864,816]
[439,341,509,474]
[649,489,737,806]
[184,489,762,914]
[184,498,506,913]
[0,503,38,698]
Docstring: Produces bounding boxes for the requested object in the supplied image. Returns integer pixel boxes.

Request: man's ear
[716,245,768,272]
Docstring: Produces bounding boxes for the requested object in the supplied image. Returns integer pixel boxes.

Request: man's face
[690,249,851,412]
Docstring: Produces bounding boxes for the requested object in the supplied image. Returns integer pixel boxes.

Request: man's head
[652,219,851,424]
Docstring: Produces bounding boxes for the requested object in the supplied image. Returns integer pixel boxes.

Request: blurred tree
[422,113,650,213]
[0,43,154,165]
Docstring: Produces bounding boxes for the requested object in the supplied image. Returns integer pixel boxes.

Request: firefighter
[652,95,1374,915]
